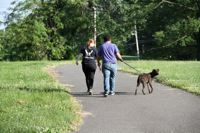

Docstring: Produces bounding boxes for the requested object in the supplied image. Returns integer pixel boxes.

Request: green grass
[0,61,81,133]
[119,60,200,95]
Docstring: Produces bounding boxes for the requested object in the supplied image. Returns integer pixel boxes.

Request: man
[97,35,123,97]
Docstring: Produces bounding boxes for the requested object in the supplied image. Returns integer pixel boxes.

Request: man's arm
[116,52,123,62]
[114,44,123,62]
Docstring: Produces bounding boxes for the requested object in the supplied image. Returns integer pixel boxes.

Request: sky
[0,0,14,29]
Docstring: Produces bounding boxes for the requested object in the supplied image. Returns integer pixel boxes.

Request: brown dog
[135,69,159,95]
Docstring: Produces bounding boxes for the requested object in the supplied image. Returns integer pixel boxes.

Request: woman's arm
[76,53,83,65]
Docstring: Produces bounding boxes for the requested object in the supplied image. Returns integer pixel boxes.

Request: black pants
[82,63,96,91]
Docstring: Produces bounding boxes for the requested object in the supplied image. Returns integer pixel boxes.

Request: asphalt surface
[55,64,200,133]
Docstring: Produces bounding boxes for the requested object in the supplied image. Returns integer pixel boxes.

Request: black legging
[82,63,96,91]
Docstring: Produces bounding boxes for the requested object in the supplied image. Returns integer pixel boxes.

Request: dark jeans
[82,63,96,91]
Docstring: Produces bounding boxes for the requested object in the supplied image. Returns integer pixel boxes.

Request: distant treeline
[0,0,199,60]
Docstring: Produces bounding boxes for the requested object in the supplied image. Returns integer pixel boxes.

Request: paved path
[55,64,200,133]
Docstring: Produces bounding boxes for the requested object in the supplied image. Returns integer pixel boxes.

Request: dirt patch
[43,65,59,79]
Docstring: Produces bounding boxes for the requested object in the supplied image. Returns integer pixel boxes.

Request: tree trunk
[196,30,200,61]
[195,1,200,60]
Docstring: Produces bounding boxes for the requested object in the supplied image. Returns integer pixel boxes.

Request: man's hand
[119,58,123,62]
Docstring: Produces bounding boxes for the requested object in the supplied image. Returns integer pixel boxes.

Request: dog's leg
[135,84,139,95]
[135,78,140,95]
[135,87,138,95]
[142,82,146,95]
[149,83,153,93]
[147,83,151,94]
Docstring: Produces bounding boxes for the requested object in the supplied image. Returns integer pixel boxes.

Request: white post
[134,21,139,58]
[93,6,97,45]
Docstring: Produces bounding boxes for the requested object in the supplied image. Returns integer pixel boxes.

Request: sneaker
[109,91,115,96]
[88,89,93,95]
[104,92,108,97]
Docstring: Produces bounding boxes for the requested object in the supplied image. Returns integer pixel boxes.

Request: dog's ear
[152,69,158,72]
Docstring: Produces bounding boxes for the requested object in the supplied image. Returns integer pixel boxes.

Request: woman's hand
[98,62,101,71]
[76,61,79,65]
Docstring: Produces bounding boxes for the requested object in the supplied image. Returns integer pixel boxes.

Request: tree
[148,0,200,60]
[3,19,49,60]
[2,0,199,60]
[4,0,75,60]
[0,30,4,60]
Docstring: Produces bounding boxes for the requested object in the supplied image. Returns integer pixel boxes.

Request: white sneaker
[109,91,115,96]
[88,90,93,95]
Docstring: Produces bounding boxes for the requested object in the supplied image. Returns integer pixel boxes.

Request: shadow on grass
[1,86,138,96]
[0,86,70,94]
[17,86,70,94]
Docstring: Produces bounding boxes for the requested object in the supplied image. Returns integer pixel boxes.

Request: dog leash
[121,61,141,73]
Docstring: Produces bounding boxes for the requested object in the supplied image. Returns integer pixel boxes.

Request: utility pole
[88,0,97,45]
[134,20,140,58]
[93,6,97,44]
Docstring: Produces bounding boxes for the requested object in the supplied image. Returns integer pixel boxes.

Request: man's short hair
[103,35,111,42]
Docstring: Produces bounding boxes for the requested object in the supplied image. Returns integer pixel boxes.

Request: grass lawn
[119,60,200,95]
[0,61,81,133]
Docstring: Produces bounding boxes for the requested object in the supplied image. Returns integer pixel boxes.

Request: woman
[76,39,98,95]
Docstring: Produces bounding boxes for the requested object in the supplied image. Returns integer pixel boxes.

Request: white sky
[0,0,14,29]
